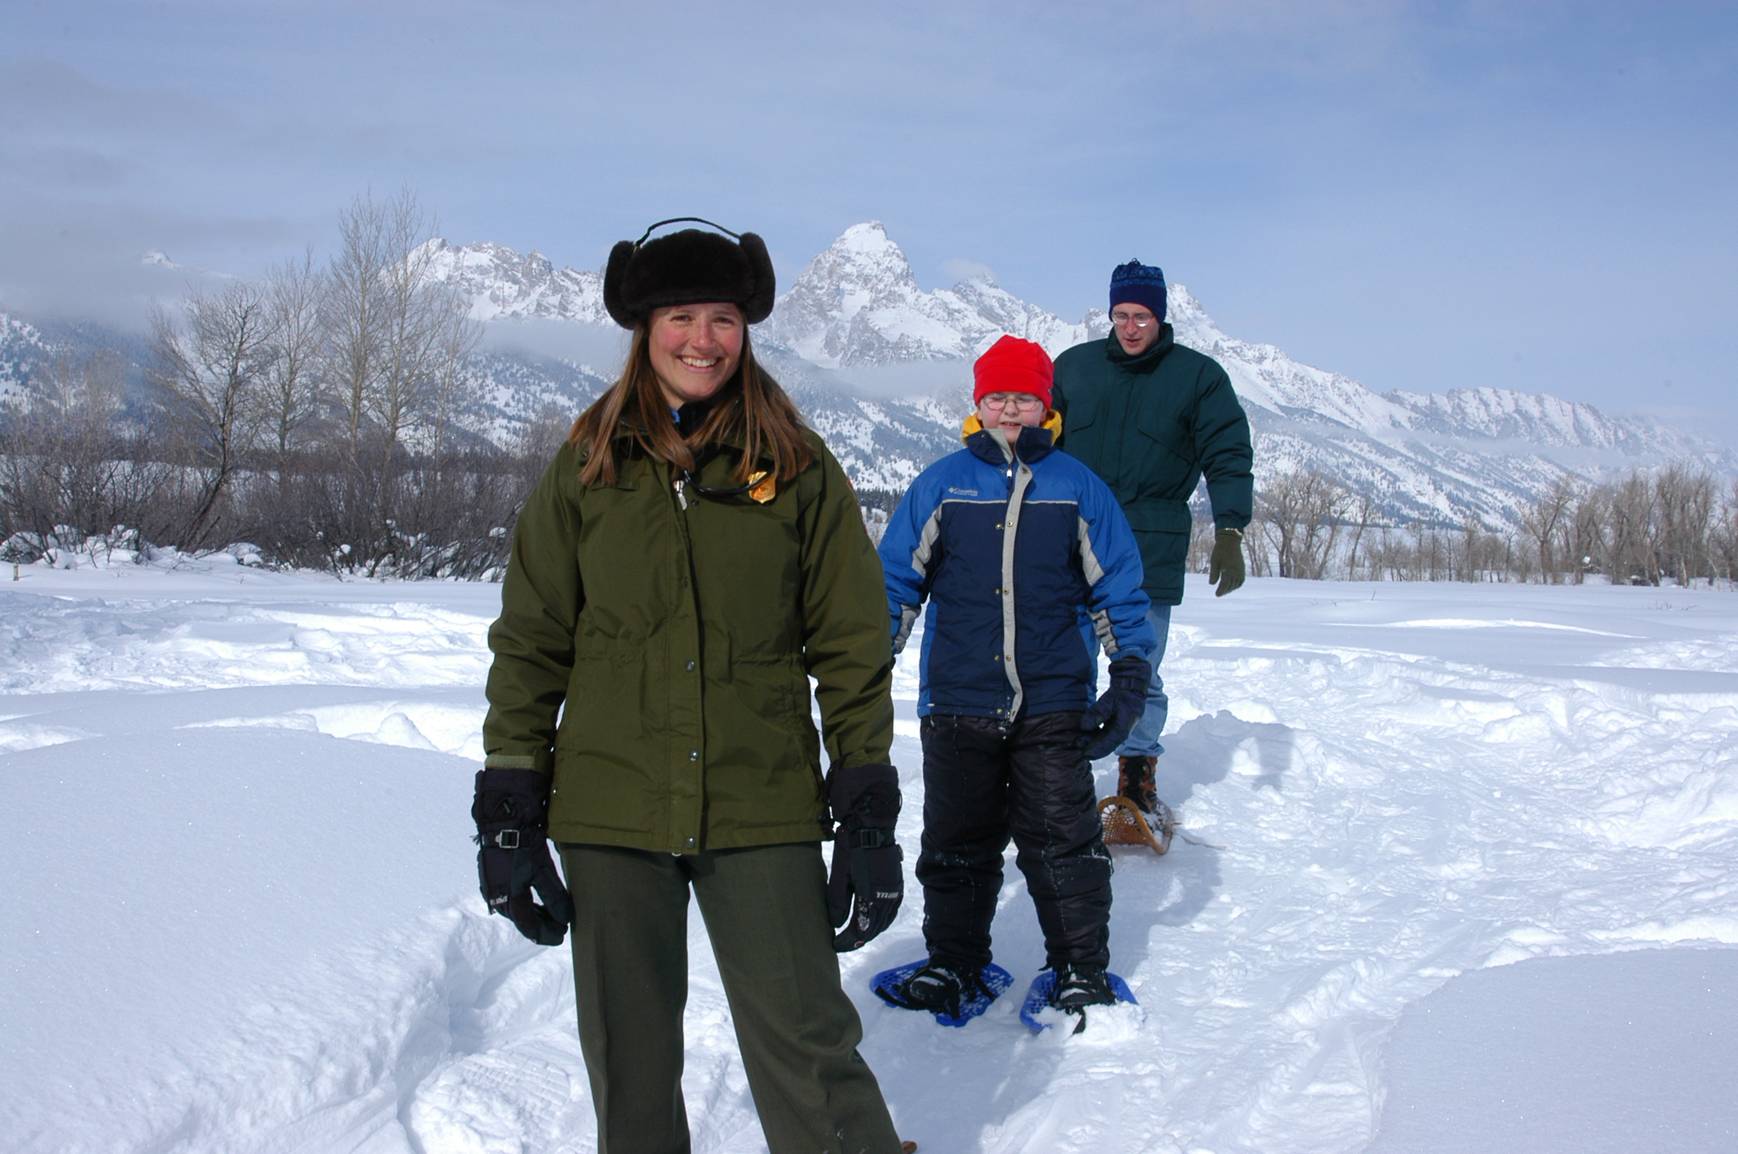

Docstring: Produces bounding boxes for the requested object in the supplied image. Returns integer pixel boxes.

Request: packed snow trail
[3,561,1737,1152]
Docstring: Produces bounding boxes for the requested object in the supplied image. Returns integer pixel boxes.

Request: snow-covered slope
[417,239,611,325]
[0,311,52,404]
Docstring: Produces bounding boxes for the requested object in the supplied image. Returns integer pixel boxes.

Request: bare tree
[149,281,276,547]
[1655,464,1715,587]
[371,189,450,457]
[1343,490,1377,580]
[1566,485,1607,584]
[420,285,485,480]
[323,191,391,449]
[1604,473,1660,585]
[1520,477,1576,584]
[1711,479,1738,586]
[263,247,327,467]
[1258,467,1346,579]
[2,350,122,554]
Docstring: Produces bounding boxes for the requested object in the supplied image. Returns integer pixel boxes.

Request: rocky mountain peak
[786,222,920,301]
[419,237,608,325]
[762,222,1094,367]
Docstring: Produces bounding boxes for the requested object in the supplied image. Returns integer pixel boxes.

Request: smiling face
[647,302,745,409]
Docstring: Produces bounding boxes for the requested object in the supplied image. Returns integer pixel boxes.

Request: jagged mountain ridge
[419,240,611,325]
[759,222,1100,365]
[422,222,1693,455]
[4,222,1731,530]
[408,224,1726,525]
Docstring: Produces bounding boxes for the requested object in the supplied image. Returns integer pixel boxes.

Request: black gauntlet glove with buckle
[471,767,573,946]
[825,762,904,953]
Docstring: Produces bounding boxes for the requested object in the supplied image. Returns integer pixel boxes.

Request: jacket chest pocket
[1062,393,1108,460]
[1133,393,1196,481]
[574,482,680,633]
[688,496,803,662]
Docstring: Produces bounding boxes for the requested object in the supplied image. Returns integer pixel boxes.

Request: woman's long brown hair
[568,325,813,487]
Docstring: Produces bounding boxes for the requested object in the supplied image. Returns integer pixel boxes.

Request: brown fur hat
[603,225,776,329]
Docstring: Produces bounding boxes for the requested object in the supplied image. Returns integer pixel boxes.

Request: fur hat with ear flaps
[603,227,776,329]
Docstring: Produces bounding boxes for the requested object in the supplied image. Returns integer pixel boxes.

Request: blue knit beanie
[1109,259,1167,323]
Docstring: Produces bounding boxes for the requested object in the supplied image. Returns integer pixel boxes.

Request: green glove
[1209,527,1246,597]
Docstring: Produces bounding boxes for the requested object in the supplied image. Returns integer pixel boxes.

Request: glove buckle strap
[492,829,523,850]
[850,827,894,850]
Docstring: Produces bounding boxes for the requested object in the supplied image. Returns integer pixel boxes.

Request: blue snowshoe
[1018,964,1137,1034]
[872,959,1014,1027]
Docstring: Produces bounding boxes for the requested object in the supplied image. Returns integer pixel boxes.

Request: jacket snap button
[689,750,699,761]
[685,660,696,672]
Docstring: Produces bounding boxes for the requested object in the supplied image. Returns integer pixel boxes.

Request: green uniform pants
[559,841,903,1154]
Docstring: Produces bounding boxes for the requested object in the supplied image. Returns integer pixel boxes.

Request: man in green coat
[1051,258,1254,815]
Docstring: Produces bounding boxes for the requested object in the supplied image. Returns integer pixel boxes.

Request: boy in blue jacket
[875,335,1156,1027]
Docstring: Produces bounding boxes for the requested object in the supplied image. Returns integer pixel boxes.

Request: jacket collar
[614,399,757,458]
[961,410,1062,466]
[1104,324,1175,372]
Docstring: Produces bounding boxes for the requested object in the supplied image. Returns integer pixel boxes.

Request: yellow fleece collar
[960,408,1063,444]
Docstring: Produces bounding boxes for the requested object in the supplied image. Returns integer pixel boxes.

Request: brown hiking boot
[1116,754,1160,815]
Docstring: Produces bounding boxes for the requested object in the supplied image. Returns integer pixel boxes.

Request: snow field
[3,567,1737,1153]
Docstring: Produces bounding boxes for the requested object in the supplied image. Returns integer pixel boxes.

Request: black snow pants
[916,710,1113,972]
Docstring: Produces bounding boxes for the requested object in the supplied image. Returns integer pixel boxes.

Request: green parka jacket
[1052,328,1254,606]
[481,425,894,854]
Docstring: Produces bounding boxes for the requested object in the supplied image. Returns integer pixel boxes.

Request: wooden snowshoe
[1098,794,1174,855]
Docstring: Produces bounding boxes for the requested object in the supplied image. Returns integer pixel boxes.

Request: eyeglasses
[979,394,1045,411]
[1110,311,1154,329]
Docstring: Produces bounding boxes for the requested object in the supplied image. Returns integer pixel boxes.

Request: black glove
[1209,527,1246,597]
[825,763,904,953]
[1081,655,1152,760]
[471,767,574,946]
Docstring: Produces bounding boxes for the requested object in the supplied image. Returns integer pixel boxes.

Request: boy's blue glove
[1081,655,1152,760]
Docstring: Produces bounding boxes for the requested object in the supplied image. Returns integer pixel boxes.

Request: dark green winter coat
[481,427,894,854]
[1052,328,1253,605]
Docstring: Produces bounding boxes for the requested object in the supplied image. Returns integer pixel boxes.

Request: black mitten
[471,767,574,946]
[824,763,904,952]
[1081,655,1152,760]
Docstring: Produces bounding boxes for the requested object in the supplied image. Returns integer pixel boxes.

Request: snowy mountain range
[3,223,1732,529]
[413,222,1731,526]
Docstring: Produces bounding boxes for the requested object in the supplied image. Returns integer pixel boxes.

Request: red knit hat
[972,335,1054,408]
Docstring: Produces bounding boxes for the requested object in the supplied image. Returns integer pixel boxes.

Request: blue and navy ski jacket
[880,415,1157,721]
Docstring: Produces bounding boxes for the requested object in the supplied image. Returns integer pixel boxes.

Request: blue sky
[3,0,1735,442]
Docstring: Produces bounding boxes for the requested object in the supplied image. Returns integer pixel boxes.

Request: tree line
[1,190,570,578]
[1227,464,1738,587]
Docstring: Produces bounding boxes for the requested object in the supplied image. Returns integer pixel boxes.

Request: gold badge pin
[747,470,777,504]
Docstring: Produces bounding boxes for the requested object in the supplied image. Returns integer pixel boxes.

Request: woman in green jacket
[470,219,909,1154]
